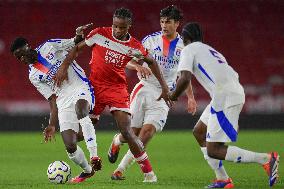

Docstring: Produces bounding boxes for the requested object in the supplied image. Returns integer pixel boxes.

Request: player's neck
[163,32,178,41]
[116,33,130,41]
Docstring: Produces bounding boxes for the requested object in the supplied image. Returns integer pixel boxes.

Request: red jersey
[85,27,148,87]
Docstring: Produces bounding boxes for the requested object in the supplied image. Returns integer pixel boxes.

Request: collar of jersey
[111,28,132,43]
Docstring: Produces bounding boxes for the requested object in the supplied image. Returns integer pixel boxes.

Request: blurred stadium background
[0,0,284,131]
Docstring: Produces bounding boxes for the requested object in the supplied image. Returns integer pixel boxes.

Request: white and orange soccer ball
[47,161,71,184]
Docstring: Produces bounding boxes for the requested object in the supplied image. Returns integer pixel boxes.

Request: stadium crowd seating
[0,0,283,113]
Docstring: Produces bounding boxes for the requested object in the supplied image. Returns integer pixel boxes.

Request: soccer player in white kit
[169,22,280,188]
[108,5,197,182]
[10,24,102,183]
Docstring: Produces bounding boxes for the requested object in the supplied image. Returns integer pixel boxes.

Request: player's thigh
[207,104,243,143]
[198,103,211,127]
[112,110,131,130]
[58,110,80,133]
[130,93,145,129]
[144,99,169,133]
[73,87,95,113]
[193,104,211,142]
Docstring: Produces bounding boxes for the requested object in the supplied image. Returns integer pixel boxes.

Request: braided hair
[181,22,203,42]
[113,7,133,24]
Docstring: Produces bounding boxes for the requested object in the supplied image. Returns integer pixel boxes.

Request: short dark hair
[113,7,133,24]
[182,22,203,42]
[160,5,183,21]
[10,37,28,53]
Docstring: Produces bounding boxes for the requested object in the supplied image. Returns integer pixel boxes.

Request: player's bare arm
[54,41,87,87]
[43,94,58,143]
[169,70,192,101]
[126,59,152,79]
[142,55,173,107]
[185,81,197,115]
[54,23,93,87]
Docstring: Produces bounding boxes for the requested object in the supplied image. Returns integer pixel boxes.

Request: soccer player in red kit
[55,8,172,182]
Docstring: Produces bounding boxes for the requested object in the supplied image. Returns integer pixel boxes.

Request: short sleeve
[177,46,194,74]
[138,43,148,57]
[85,28,100,47]
[46,39,75,51]
[141,36,154,56]
[29,74,54,100]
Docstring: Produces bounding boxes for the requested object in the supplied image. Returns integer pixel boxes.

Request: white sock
[79,116,98,158]
[225,146,269,164]
[67,145,92,173]
[201,147,229,180]
[116,149,135,173]
[113,133,122,146]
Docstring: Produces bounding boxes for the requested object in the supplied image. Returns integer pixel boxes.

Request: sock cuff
[79,116,92,125]
[114,134,122,146]
[134,151,148,162]
[126,149,134,157]
[201,147,207,155]
[67,145,82,157]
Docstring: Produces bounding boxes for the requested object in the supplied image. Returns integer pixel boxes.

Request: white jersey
[178,42,245,110]
[29,38,93,104]
[140,31,184,90]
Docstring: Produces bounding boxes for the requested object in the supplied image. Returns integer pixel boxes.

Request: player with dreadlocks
[108,5,197,182]
[54,7,172,182]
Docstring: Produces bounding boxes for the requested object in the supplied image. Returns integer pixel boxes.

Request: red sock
[134,151,152,173]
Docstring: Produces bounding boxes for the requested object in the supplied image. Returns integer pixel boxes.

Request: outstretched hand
[76,23,93,36]
[157,88,173,108]
[136,65,152,79]
[43,125,56,143]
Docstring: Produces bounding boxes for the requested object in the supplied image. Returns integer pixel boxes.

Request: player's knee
[207,147,217,158]
[75,103,89,120]
[120,128,134,142]
[65,143,77,154]
[77,132,84,142]
[206,143,221,159]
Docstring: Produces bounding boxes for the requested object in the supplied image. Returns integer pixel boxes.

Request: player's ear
[175,21,180,27]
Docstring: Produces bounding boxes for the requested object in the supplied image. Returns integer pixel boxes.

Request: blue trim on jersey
[168,37,179,59]
[198,63,215,84]
[47,39,62,43]
[36,39,62,51]
[36,43,45,51]
[72,62,83,73]
[28,65,32,73]
[142,31,162,44]
[210,107,238,142]
[71,64,95,110]
[37,52,53,70]
[150,31,162,36]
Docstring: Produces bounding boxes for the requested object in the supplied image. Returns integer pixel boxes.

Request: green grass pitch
[0,130,283,189]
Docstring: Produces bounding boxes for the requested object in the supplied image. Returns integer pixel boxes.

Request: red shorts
[92,84,130,116]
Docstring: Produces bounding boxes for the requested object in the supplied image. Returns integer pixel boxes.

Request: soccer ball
[47,161,71,184]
